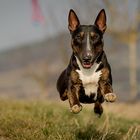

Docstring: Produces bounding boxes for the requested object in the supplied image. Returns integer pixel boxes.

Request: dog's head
[68,9,106,69]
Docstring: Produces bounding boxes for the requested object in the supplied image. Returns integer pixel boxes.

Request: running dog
[57,9,116,116]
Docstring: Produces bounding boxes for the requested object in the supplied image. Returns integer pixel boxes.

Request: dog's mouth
[82,53,103,69]
[82,61,93,69]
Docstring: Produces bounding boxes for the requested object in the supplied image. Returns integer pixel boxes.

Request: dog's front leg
[67,80,82,114]
[99,80,116,102]
[98,68,117,102]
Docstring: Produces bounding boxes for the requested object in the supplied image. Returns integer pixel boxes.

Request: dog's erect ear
[68,9,80,32]
[94,9,107,33]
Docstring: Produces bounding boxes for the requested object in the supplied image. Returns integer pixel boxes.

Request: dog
[57,9,116,116]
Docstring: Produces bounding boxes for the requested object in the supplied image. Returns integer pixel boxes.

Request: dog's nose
[83,55,92,62]
[83,51,92,61]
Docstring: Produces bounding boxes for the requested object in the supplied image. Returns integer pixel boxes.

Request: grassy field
[0,99,140,140]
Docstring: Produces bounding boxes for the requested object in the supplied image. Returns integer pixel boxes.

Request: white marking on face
[86,32,91,51]
[75,56,102,100]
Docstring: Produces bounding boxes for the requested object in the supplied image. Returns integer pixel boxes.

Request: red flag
[31,0,45,25]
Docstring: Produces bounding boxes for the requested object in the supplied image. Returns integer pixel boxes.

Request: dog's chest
[76,63,102,99]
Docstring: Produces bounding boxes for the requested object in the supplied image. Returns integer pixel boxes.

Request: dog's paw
[104,93,117,102]
[71,104,82,114]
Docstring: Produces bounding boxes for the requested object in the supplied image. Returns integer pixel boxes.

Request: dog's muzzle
[82,55,93,69]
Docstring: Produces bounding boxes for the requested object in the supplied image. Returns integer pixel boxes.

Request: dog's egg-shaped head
[68,9,106,69]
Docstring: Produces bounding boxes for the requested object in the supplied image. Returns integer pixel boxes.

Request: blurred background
[0,0,140,101]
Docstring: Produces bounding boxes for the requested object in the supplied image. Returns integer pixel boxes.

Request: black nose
[83,55,92,62]
[83,51,92,61]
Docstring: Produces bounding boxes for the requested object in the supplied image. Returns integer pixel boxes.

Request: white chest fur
[75,57,102,100]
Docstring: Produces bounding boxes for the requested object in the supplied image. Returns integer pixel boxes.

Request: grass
[0,99,140,140]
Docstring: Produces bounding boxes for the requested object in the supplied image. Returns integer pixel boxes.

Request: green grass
[0,100,140,140]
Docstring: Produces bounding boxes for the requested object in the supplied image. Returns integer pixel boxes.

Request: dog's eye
[75,35,81,40]
[91,34,101,45]
[91,34,99,40]
[74,35,82,44]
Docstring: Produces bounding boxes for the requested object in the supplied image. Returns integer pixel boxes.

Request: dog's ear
[94,9,107,33]
[68,9,80,32]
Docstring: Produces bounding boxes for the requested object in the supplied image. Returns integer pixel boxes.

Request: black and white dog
[57,9,116,116]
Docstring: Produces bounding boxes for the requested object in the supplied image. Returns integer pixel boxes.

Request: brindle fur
[57,9,116,115]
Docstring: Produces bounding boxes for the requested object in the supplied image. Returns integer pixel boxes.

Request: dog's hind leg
[57,70,68,101]
[94,101,103,117]
[60,90,68,101]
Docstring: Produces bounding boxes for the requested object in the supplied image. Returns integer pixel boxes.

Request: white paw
[71,104,82,114]
[104,93,117,102]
